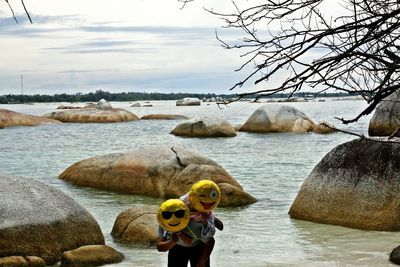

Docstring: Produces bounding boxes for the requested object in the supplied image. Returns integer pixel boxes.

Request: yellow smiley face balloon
[189,179,221,213]
[157,199,190,232]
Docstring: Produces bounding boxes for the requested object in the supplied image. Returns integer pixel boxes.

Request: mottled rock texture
[61,245,124,267]
[111,205,158,246]
[59,146,256,207]
[369,90,400,136]
[0,174,105,264]
[176,98,201,106]
[289,138,400,230]
[0,108,60,128]
[171,116,236,137]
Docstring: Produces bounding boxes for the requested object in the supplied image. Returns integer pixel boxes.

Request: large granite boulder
[0,174,105,265]
[289,138,400,230]
[111,205,158,246]
[0,108,61,128]
[171,116,237,137]
[369,91,400,136]
[239,104,334,134]
[59,146,256,207]
[141,114,189,120]
[176,98,201,106]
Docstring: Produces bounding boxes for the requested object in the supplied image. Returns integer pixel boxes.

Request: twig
[21,0,32,24]
[4,0,18,23]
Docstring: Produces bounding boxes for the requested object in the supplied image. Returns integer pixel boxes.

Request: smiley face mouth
[168,222,180,227]
[200,201,215,210]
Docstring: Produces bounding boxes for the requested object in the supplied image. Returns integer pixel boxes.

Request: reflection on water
[1,100,398,267]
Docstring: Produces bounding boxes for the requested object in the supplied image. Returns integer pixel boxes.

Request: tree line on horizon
[0,90,353,104]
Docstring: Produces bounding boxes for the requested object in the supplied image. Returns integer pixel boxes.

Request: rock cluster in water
[289,138,400,230]
[59,146,256,206]
[43,99,139,123]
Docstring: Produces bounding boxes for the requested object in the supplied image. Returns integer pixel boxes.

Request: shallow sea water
[0,99,398,267]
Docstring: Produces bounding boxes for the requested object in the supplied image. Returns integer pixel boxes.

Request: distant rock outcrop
[239,104,335,134]
[141,114,189,120]
[96,99,113,110]
[171,116,236,137]
[176,98,201,106]
[0,173,105,265]
[369,90,400,136]
[43,99,139,123]
[289,138,400,230]
[0,108,61,128]
[111,205,158,246]
[59,146,256,207]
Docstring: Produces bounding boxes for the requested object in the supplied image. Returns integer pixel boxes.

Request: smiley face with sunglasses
[157,199,190,233]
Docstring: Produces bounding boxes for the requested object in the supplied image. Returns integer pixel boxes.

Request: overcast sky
[0,0,254,95]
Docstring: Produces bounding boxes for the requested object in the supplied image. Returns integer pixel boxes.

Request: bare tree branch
[185,0,400,124]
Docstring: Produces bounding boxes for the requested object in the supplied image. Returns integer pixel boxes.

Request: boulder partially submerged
[141,114,189,120]
[0,173,105,264]
[59,146,256,207]
[289,138,400,230]
[43,99,139,123]
[0,108,61,128]
[176,98,201,106]
[111,205,158,246]
[369,90,400,136]
[61,245,124,267]
[171,116,236,137]
[239,104,335,134]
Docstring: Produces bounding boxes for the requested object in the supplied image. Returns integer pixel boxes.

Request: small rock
[61,245,124,267]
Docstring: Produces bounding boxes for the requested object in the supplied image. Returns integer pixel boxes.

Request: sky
[0,0,251,95]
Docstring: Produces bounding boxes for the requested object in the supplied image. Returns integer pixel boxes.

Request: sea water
[0,99,398,267]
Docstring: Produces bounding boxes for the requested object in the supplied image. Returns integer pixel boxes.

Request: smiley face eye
[210,190,218,199]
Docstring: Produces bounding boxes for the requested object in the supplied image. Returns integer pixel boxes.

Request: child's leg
[189,238,215,267]
[168,244,190,267]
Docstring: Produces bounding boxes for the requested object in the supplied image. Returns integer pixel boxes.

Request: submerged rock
[390,245,400,265]
[141,114,189,120]
[0,174,104,264]
[176,98,201,106]
[0,108,61,128]
[61,245,124,267]
[289,138,400,230]
[111,205,158,246]
[171,116,236,137]
[369,90,400,136]
[239,104,334,134]
[59,146,256,207]
[0,256,45,267]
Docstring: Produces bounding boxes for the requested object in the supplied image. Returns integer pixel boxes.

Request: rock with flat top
[0,108,60,128]
[176,98,201,106]
[61,245,124,267]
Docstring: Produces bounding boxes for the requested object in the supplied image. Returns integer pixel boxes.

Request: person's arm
[156,233,179,252]
[195,237,215,267]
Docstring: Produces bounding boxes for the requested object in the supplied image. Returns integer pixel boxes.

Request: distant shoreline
[0,90,356,104]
